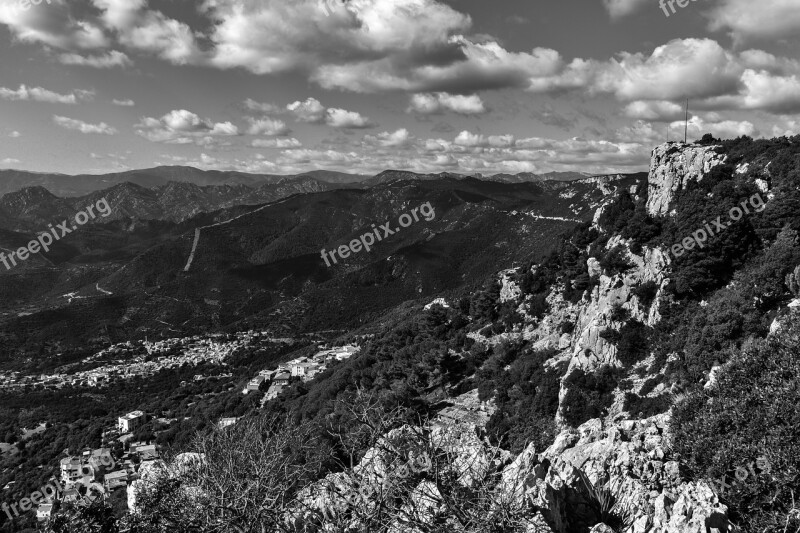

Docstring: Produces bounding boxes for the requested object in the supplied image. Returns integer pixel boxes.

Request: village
[5,409,159,522]
[3,342,360,523]
[241,344,360,406]
[0,331,295,391]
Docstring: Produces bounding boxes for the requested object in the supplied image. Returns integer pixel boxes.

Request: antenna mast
[684,99,689,143]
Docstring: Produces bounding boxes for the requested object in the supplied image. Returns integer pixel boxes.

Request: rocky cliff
[646,143,727,217]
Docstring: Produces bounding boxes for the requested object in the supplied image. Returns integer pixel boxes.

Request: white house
[118,410,145,433]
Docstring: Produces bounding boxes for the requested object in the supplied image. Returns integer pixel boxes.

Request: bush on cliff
[671,314,800,532]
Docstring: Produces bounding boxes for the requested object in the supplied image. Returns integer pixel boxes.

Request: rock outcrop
[292,411,727,533]
[647,143,727,217]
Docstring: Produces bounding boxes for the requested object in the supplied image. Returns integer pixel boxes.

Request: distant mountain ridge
[0,166,645,197]
[0,174,642,354]
[0,167,371,197]
[0,177,339,229]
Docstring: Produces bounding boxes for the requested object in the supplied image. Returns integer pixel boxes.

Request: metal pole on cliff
[684,99,689,144]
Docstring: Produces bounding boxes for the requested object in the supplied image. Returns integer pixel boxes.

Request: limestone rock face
[500,269,522,303]
[496,414,729,533]
[566,237,668,377]
[127,452,205,513]
[647,143,727,217]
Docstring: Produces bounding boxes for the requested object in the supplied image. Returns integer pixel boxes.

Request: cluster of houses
[31,410,161,521]
[241,345,360,405]
[3,338,362,522]
[0,331,296,391]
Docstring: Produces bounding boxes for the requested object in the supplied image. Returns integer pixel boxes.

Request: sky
[0,0,798,176]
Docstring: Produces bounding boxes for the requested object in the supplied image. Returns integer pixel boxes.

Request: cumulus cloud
[287,98,375,128]
[9,131,21,138]
[707,0,800,44]
[623,100,685,122]
[596,39,743,102]
[58,50,132,68]
[287,98,327,123]
[202,0,471,75]
[1,158,21,165]
[453,131,515,148]
[0,84,94,104]
[244,99,281,113]
[135,109,240,144]
[2,0,797,123]
[112,98,135,106]
[408,92,486,115]
[680,116,757,140]
[251,138,302,148]
[53,115,117,134]
[315,39,573,94]
[603,0,650,19]
[92,0,200,64]
[364,128,413,147]
[246,117,290,136]
[735,70,800,114]
[325,108,374,129]
[144,125,666,176]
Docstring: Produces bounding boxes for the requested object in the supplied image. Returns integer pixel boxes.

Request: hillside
[3,136,800,533]
[0,175,638,365]
[101,136,800,533]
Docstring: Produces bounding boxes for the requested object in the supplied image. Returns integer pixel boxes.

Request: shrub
[623,392,670,418]
[608,303,630,323]
[599,328,621,343]
[632,280,659,306]
[599,246,633,276]
[616,320,650,366]
[560,320,575,335]
[638,375,662,397]
[670,316,800,532]
[562,366,621,427]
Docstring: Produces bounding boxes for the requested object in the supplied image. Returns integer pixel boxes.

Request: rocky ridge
[646,143,727,217]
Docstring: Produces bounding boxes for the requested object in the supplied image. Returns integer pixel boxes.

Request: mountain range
[0,167,627,198]
[0,172,641,363]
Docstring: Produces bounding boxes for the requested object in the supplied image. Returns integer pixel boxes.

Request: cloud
[202,0,471,75]
[287,98,327,123]
[603,0,649,19]
[251,138,302,148]
[58,50,132,68]
[0,0,198,64]
[287,98,374,128]
[452,131,515,148]
[325,108,374,129]
[529,105,578,131]
[408,92,486,115]
[364,128,413,147]
[0,84,94,104]
[53,115,117,134]
[623,100,685,122]
[707,0,800,44]
[93,0,200,64]
[1,158,21,165]
[246,117,290,136]
[9,131,21,138]
[112,98,135,106]
[680,116,757,140]
[595,39,742,101]
[244,99,281,113]
[314,39,573,93]
[135,109,240,144]
[735,70,800,114]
